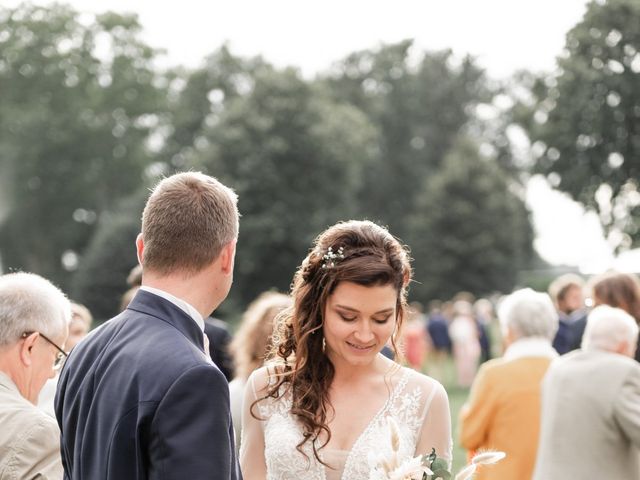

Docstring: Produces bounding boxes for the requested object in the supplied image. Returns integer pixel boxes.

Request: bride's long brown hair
[252,220,412,464]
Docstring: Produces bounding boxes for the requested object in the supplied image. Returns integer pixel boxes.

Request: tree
[70,191,145,321]
[0,4,168,288]
[323,41,491,240]
[159,46,270,171]
[193,63,377,306]
[408,138,533,302]
[518,0,640,249]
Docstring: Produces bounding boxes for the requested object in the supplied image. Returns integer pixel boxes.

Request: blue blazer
[55,290,241,480]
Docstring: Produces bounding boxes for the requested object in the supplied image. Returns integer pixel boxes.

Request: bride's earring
[322,336,326,353]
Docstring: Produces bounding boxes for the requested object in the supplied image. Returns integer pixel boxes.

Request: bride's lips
[346,340,376,351]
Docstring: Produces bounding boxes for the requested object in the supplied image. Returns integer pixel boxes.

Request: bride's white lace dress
[240,365,452,480]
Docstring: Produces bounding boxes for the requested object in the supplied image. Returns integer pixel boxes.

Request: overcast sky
[10,0,628,273]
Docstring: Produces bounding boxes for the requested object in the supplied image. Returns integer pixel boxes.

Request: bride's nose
[353,321,375,343]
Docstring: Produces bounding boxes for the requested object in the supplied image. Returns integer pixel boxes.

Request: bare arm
[239,369,268,479]
[415,380,452,464]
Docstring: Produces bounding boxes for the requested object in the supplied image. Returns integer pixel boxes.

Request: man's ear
[220,240,237,275]
[503,325,517,349]
[19,332,38,367]
[136,233,144,266]
[614,340,632,357]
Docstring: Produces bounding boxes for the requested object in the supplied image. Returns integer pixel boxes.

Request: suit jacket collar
[127,289,205,351]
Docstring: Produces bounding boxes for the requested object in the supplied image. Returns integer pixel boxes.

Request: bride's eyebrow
[334,304,394,315]
[334,305,359,312]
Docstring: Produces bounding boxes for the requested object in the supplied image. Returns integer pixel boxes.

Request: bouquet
[369,417,505,480]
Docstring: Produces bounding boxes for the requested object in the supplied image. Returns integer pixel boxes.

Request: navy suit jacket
[55,290,241,480]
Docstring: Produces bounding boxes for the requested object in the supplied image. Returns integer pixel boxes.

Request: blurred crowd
[3,264,640,478]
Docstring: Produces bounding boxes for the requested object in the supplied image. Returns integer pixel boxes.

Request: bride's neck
[330,354,389,384]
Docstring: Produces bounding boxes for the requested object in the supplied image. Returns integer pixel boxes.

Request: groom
[56,172,241,479]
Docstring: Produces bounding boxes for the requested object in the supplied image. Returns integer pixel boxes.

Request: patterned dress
[241,365,452,480]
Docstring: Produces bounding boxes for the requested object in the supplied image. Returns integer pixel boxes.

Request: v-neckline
[321,368,409,477]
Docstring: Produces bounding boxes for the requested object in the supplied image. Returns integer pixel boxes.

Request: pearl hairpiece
[321,246,344,269]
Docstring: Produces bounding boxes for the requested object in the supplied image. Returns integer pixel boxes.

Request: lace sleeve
[239,368,268,479]
[415,380,452,465]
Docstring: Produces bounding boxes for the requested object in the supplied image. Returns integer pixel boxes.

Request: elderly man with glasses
[0,272,70,479]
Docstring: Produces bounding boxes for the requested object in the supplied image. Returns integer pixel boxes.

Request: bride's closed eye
[338,313,357,322]
[373,315,392,324]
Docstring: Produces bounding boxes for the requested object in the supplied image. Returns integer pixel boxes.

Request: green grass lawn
[448,385,470,472]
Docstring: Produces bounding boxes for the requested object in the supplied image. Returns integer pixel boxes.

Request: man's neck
[142,274,218,320]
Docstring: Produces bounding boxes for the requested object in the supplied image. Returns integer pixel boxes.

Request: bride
[240,220,452,479]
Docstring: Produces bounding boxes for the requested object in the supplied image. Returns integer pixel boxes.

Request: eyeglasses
[22,331,68,370]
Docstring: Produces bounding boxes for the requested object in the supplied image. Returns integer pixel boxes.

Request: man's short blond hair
[141,172,239,275]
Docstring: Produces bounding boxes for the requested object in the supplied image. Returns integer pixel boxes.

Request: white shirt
[503,337,558,361]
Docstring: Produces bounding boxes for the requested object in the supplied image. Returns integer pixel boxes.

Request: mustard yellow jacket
[459,356,553,480]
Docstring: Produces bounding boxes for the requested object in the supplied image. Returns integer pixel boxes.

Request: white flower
[470,451,506,465]
[388,455,433,480]
[454,464,477,480]
[369,417,434,480]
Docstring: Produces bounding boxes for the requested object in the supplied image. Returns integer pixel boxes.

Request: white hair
[498,288,558,341]
[0,272,71,346]
[582,305,639,353]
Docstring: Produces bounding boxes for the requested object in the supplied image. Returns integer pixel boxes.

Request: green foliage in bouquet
[424,448,451,480]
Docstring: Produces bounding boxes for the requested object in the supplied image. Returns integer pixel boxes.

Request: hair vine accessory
[321,246,344,269]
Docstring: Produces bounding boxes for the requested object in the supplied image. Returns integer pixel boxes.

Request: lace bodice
[240,365,452,480]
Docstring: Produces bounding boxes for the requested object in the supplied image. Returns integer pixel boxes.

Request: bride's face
[322,281,397,368]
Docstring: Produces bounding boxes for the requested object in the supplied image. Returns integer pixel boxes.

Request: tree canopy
[0,4,538,319]
[0,4,168,289]
[518,0,640,249]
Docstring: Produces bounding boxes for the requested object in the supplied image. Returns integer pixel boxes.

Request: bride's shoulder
[395,365,448,399]
[247,364,288,396]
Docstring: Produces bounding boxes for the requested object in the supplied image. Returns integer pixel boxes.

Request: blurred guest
[120,264,143,312]
[474,298,494,362]
[65,302,93,352]
[589,271,640,362]
[548,273,587,354]
[38,302,93,416]
[127,264,143,287]
[460,288,558,480]
[0,272,71,478]
[401,301,429,370]
[533,305,640,479]
[427,300,452,354]
[228,291,291,448]
[205,316,235,381]
[426,300,452,382]
[449,299,480,387]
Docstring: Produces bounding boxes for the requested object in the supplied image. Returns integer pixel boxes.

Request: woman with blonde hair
[240,220,451,479]
[228,291,292,445]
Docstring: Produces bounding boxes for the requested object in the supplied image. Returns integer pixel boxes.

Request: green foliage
[426,449,452,479]
[0,4,168,288]
[519,0,640,249]
[323,41,491,240]
[0,4,537,312]
[408,138,533,302]
[70,191,145,322]
[190,62,376,306]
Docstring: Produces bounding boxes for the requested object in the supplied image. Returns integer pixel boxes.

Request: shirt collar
[139,286,205,332]
[0,371,21,396]
[503,336,558,361]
